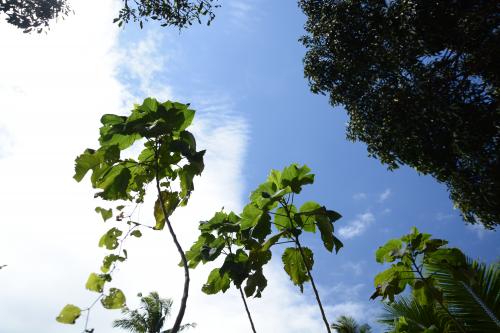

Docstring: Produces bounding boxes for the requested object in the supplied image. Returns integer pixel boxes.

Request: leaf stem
[238,287,258,333]
[279,198,331,333]
[294,236,332,333]
[155,158,189,333]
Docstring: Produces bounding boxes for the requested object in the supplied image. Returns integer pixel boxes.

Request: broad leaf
[101,288,126,309]
[85,273,106,293]
[98,228,122,250]
[56,304,81,324]
[282,247,314,292]
[202,268,231,295]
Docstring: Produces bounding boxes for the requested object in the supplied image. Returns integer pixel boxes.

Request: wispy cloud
[352,192,367,200]
[338,212,375,239]
[342,261,364,276]
[378,188,392,203]
[467,223,488,240]
[226,0,261,31]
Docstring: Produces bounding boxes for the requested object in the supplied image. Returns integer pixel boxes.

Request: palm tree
[379,259,500,332]
[331,315,372,333]
[113,292,196,333]
[378,296,452,332]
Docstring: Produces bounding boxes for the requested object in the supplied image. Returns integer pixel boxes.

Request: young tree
[372,227,500,332]
[56,98,205,333]
[185,164,344,333]
[299,0,500,229]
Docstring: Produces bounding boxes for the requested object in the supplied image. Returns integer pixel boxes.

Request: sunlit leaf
[56,304,81,324]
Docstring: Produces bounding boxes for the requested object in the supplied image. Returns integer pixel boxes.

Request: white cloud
[0,2,342,332]
[378,188,391,203]
[225,0,261,31]
[338,213,375,239]
[352,192,367,200]
[342,262,364,276]
[467,223,488,240]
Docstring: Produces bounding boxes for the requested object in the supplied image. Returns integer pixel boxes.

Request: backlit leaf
[101,288,126,309]
[56,304,81,324]
[282,247,313,292]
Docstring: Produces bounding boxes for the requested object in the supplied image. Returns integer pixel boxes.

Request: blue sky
[0,1,498,332]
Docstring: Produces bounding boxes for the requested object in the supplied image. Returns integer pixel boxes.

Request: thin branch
[280,198,331,333]
[238,287,258,333]
[154,149,189,333]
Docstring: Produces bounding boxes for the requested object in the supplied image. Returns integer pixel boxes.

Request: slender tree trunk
[155,169,189,333]
[238,287,258,333]
[295,237,332,333]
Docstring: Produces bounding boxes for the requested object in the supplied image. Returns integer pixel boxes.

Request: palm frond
[378,296,452,333]
[425,257,500,332]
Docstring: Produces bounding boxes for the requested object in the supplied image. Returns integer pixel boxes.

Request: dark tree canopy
[0,0,71,33]
[300,0,500,228]
[0,0,219,32]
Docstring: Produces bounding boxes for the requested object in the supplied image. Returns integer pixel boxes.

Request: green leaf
[100,254,125,273]
[101,288,126,309]
[85,273,106,293]
[373,264,414,301]
[274,206,295,231]
[282,247,314,292]
[244,268,267,298]
[316,215,336,252]
[376,239,403,263]
[98,228,122,250]
[130,230,142,238]
[202,268,231,295]
[240,204,263,230]
[56,304,81,324]
[95,166,132,200]
[95,207,112,222]
[74,149,101,182]
[101,114,126,125]
[281,164,315,193]
[426,248,466,267]
[153,191,180,230]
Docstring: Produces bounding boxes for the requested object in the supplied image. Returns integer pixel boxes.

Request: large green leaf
[100,254,125,273]
[98,228,122,250]
[202,268,231,295]
[101,288,126,309]
[153,191,180,230]
[244,268,267,298]
[282,247,313,292]
[85,273,106,293]
[376,239,403,263]
[280,164,314,193]
[56,304,81,324]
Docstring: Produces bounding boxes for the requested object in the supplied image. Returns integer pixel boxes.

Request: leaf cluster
[0,0,71,33]
[186,164,343,298]
[114,0,220,29]
[372,227,465,304]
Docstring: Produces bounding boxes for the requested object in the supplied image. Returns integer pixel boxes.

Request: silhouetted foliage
[300,0,500,229]
[0,0,71,33]
[1,0,219,32]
